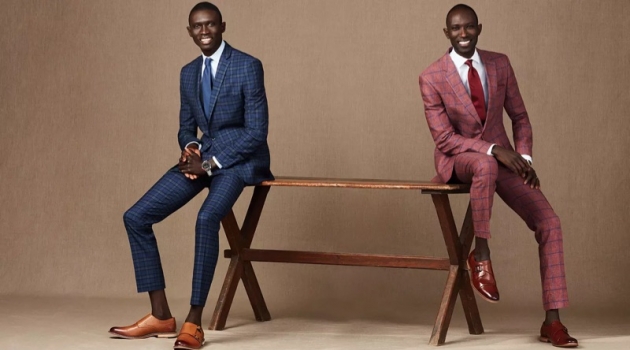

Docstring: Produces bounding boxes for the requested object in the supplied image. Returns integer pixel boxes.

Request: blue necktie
[201,57,213,118]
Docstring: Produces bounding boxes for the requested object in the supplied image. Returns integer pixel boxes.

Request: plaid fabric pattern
[178,42,274,185]
[452,154,569,310]
[420,49,568,310]
[124,168,245,306]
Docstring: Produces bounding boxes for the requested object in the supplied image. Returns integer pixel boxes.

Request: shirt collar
[449,48,482,68]
[202,40,226,63]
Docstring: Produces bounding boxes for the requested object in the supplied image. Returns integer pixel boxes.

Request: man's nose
[460,28,468,38]
[200,25,209,34]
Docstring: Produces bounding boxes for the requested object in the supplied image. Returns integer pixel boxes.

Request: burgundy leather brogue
[539,320,578,347]
[174,322,205,350]
[467,250,499,302]
[109,314,177,339]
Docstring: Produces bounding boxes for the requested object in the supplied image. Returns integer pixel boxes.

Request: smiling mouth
[200,37,212,45]
[459,40,471,47]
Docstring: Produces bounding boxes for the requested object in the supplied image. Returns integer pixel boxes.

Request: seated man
[108,2,273,349]
[419,3,577,348]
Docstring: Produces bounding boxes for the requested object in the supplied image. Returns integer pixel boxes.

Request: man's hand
[178,147,205,179]
[491,145,530,177]
[523,167,540,189]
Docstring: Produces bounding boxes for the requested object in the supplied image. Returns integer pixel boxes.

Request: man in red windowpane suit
[419,4,577,347]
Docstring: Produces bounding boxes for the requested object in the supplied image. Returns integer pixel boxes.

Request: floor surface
[0,296,628,349]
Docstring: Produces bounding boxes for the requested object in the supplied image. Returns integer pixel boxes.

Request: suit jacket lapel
[190,56,206,119]
[206,43,233,122]
[479,49,496,122]
[442,52,482,125]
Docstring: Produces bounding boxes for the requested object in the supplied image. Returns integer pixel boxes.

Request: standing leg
[174,173,245,349]
[494,166,569,311]
[110,167,207,339]
[123,167,208,296]
[185,173,246,324]
[494,166,577,347]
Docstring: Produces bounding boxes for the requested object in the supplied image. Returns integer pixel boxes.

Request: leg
[451,153,500,302]
[111,167,207,339]
[494,167,569,312]
[123,167,208,303]
[452,153,498,242]
[186,173,245,325]
[494,167,577,347]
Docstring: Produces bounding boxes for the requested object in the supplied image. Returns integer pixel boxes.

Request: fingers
[514,157,530,177]
[523,169,540,189]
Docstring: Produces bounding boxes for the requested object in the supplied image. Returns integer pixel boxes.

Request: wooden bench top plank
[259,176,470,192]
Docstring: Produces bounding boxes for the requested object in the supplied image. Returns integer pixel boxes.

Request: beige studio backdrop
[1,0,629,319]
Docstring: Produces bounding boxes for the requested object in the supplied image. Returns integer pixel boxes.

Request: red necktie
[465,59,486,122]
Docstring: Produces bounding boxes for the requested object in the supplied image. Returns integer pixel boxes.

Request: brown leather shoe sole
[467,258,499,304]
[109,331,178,339]
[173,341,206,350]
[539,336,579,348]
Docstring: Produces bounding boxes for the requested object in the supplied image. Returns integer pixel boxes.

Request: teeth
[201,38,211,44]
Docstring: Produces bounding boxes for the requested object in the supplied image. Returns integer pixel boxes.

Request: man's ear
[443,28,449,39]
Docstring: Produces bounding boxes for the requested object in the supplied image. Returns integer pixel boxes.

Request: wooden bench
[209,176,483,345]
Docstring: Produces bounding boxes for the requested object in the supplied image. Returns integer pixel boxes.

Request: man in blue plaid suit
[109,2,273,348]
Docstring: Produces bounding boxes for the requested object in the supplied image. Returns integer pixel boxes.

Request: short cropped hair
[446,4,478,26]
[189,2,223,24]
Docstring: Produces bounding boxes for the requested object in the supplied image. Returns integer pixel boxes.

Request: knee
[196,210,223,229]
[123,207,144,230]
[534,214,562,243]
[473,157,498,181]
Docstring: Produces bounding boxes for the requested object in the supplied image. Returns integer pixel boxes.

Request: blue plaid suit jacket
[178,42,273,185]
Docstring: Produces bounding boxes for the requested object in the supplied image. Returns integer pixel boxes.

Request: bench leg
[458,203,484,335]
[429,195,483,345]
[430,265,460,346]
[209,186,271,330]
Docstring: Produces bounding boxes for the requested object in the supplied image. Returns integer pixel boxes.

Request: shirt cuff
[212,156,223,169]
[521,154,533,165]
[487,144,496,156]
[185,141,201,149]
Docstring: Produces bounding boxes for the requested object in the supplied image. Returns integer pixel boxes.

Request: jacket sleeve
[214,59,269,168]
[503,57,533,157]
[419,73,493,156]
[177,67,201,150]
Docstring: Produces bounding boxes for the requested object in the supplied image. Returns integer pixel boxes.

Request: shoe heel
[539,336,550,343]
[157,332,178,338]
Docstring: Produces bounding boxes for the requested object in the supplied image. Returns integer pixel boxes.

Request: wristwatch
[201,160,213,176]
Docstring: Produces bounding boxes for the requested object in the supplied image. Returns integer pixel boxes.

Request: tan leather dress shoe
[174,322,205,350]
[109,314,177,339]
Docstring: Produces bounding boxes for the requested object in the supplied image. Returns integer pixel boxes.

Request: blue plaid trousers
[123,166,245,306]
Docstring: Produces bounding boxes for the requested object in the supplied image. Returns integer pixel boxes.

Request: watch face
[202,161,211,171]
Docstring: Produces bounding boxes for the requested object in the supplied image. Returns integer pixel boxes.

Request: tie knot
[465,59,474,68]
[205,57,212,70]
